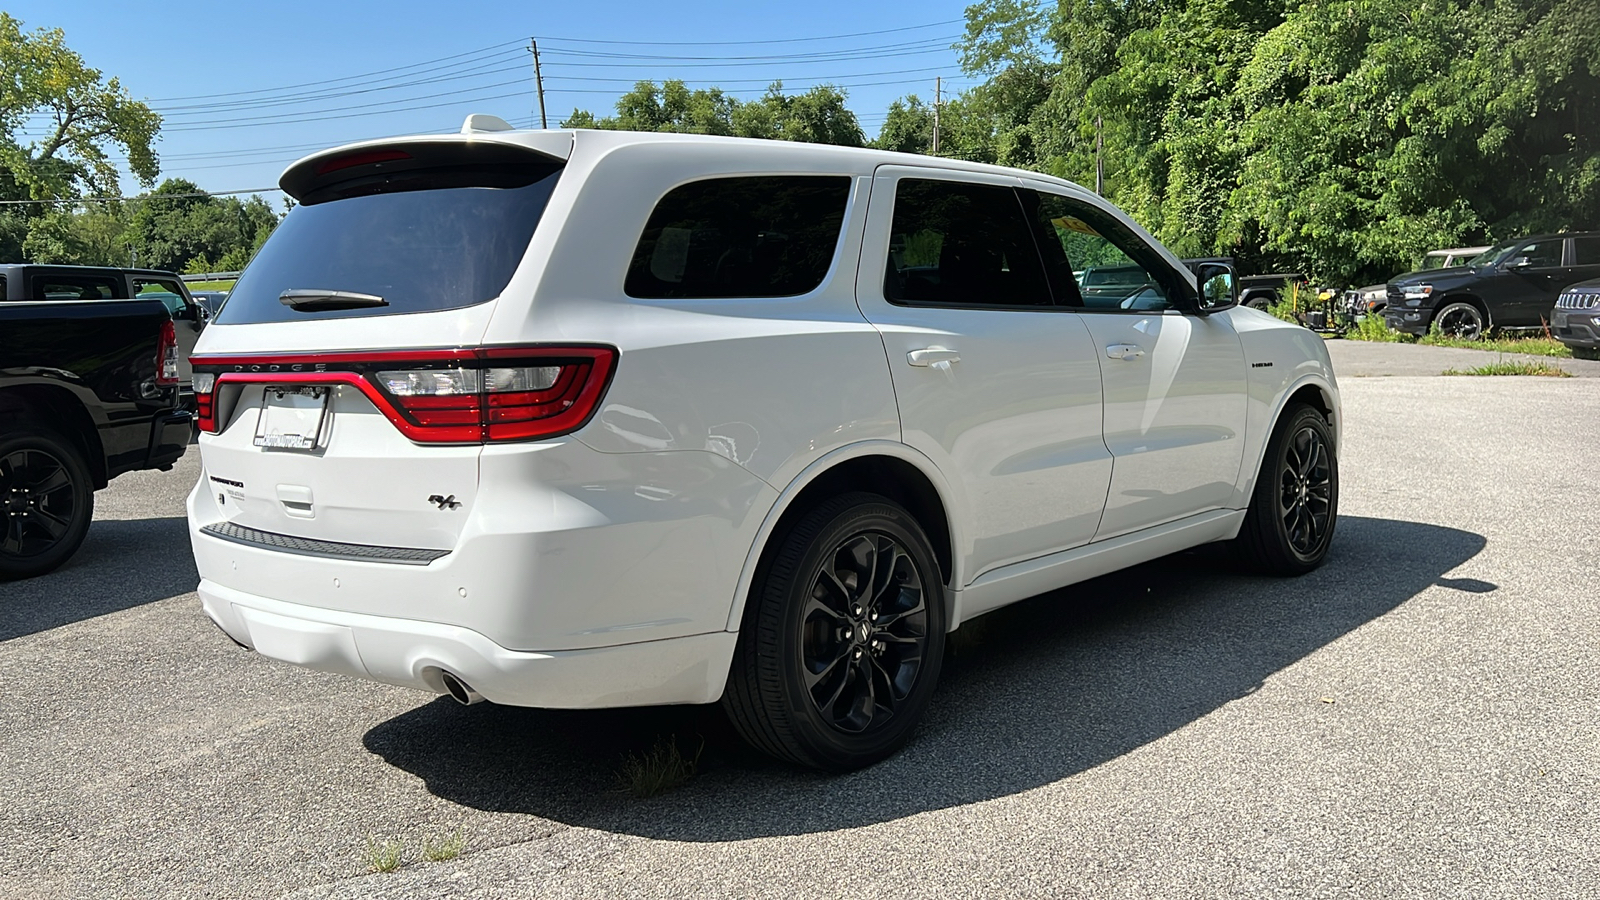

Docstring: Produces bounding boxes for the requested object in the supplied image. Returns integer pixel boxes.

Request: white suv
[187,119,1340,771]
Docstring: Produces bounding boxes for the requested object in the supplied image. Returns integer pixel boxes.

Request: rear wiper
[279,289,388,312]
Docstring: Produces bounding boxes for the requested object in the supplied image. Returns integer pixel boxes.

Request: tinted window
[1027,193,1179,311]
[1573,236,1600,266]
[626,176,849,300]
[1519,240,1563,268]
[32,276,123,301]
[217,164,562,324]
[884,179,1050,307]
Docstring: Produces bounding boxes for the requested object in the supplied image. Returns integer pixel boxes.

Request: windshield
[1466,240,1518,268]
[217,164,562,324]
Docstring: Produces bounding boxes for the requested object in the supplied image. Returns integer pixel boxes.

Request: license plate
[254,386,329,450]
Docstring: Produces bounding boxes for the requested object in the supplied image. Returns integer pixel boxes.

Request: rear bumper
[200,579,736,708]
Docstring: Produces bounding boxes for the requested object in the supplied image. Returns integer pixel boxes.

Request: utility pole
[1095,115,1104,195]
[529,39,548,129]
[931,76,941,155]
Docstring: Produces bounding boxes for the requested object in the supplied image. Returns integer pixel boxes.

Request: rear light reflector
[189,346,616,443]
[156,320,180,386]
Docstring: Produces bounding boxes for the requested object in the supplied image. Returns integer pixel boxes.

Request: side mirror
[1194,262,1238,313]
[1507,256,1532,269]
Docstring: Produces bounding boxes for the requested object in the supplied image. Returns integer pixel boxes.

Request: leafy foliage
[562,80,865,146]
[0,13,160,201]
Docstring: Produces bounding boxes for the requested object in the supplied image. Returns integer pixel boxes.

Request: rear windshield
[217,164,562,324]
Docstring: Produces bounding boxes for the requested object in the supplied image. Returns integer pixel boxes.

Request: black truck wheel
[0,426,95,580]
[723,492,946,771]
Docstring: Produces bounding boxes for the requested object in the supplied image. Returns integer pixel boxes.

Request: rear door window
[1572,236,1600,266]
[216,162,563,324]
[625,176,851,299]
[32,275,124,301]
[883,179,1051,308]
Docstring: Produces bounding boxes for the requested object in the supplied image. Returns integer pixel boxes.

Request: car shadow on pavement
[363,514,1485,841]
[0,516,197,641]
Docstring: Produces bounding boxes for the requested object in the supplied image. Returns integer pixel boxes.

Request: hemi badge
[209,476,245,488]
[1251,361,1274,368]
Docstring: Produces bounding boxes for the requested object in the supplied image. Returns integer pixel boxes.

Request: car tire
[723,492,946,771]
[0,424,95,581]
[1432,301,1486,340]
[1245,293,1276,311]
[1234,404,1338,576]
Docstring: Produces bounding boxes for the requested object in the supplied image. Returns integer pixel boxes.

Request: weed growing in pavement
[363,837,404,873]
[1345,314,1410,342]
[617,735,704,798]
[1441,359,1572,377]
[421,828,467,863]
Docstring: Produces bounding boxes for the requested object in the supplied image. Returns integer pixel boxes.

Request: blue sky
[9,0,977,206]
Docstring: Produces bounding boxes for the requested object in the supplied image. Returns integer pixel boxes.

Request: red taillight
[189,346,616,444]
[194,372,218,432]
[155,320,180,386]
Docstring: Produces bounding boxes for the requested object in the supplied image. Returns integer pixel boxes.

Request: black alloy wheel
[800,531,930,735]
[1433,301,1486,340]
[1277,424,1334,557]
[723,492,946,771]
[0,428,95,581]
[1235,403,1338,575]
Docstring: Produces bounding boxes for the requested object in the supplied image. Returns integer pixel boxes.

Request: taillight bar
[189,346,617,444]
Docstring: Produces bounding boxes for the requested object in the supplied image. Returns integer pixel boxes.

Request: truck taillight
[155,320,180,386]
[188,346,616,444]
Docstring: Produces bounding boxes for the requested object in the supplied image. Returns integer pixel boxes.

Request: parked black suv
[1383,232,1600,338]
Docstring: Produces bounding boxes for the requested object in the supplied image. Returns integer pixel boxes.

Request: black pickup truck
[1,265,195,579]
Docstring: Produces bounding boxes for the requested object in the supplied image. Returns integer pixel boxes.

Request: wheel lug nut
[853,648,863,659]
[869,611,878,622]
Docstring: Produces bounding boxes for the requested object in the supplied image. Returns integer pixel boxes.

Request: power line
[145,39,526,103]
[156,51,527,115]
[0,188,281,207]
[531,20,961,46]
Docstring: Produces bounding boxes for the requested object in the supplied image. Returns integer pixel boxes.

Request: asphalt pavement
[1,351,1596,898]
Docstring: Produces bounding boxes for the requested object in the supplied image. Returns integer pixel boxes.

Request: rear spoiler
[280,129,573,204]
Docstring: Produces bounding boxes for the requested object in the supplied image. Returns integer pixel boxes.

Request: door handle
[1105,343,1145,361]
[907,347,961,367]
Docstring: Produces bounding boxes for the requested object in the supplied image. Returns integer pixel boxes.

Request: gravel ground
[1,368,1595,899]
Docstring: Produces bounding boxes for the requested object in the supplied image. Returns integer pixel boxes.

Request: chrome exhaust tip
[439,671,484,706]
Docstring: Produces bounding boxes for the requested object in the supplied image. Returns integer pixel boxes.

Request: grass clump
[185,279,236,291]
[1441,360,1572,377]
[1420,333,1572,357]
[421,828,467,863]
[363,837,404,873]
[617,736,703,798]
[1345,313,1410,342]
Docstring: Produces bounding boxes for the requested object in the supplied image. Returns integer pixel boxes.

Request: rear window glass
[33,276,123,301]
[625,176,850,299]
[1574,236,1600,266]
[216,164,562,324]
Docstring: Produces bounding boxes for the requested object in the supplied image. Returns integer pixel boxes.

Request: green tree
[20,202,129,265]
[875,96,934,154]
[564,81,864,146]
[125,179,278,273]
[0,13,161,201]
